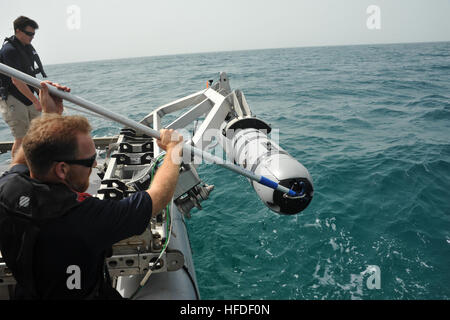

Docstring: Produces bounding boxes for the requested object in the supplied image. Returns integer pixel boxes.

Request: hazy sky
[1,0,449,65]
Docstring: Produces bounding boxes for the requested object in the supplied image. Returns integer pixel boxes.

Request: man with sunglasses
[0,16,47,157]
[0,81,184,299]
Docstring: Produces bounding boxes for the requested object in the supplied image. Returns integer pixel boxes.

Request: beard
[65,168,91,193]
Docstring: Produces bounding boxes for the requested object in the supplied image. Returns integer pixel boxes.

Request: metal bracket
[106,249,184,277]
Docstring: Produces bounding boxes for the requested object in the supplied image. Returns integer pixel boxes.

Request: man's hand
[157,128,184,166]
[39,81,70,115]
[157,129,183,151]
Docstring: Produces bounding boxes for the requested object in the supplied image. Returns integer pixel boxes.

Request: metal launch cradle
[0,72,313,299]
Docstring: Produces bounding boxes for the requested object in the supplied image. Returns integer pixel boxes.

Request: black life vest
[0,36,47,100]
[0,172,81,298]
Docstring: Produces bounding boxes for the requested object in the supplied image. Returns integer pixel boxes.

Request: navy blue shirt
[0,164,153,299]
[0,37,37,105]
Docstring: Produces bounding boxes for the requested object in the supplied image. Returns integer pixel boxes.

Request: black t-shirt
[0,164,153,299]
[0,37,38,105]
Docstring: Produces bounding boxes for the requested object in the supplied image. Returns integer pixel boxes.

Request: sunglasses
[21,29,35,37]
[55,153,97,168]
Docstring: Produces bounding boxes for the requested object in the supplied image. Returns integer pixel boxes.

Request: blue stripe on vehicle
[259,176,279,190]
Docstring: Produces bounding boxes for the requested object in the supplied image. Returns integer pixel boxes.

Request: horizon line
[46,40,450,67]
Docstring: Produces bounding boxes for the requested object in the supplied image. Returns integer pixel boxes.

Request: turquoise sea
[1,42,449,299]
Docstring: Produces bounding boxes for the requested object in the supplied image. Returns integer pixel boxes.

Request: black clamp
[111,153,131,165]
[97,187,124,200]
[120,128,151,139]
[101,179,127,191]
[112,152,153,165]
[119,142,153,153]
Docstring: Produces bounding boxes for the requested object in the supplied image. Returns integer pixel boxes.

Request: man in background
[0,16,47,157]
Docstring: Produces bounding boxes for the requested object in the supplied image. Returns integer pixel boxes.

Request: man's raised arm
[10,81,71,167]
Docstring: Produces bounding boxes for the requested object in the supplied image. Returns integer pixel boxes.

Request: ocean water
[1,42,449,299]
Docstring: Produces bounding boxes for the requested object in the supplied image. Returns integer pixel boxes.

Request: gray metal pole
[0,63,298,197]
